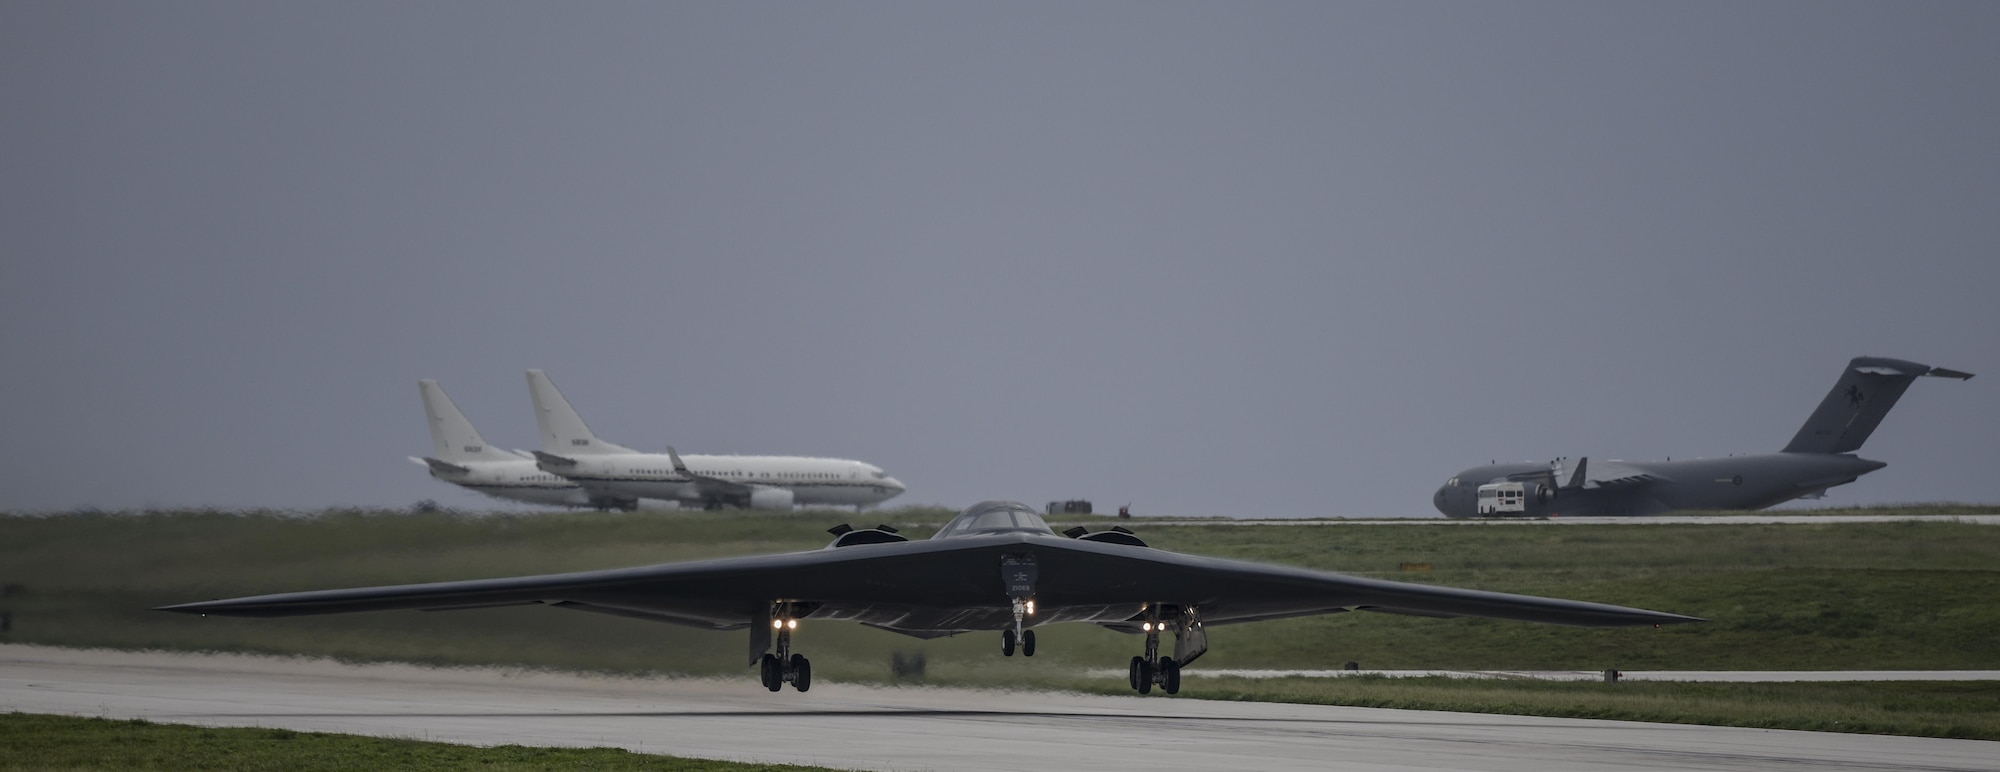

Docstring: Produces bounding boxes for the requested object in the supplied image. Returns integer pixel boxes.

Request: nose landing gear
[999,554,1040,658]
[1001,596,1038,656]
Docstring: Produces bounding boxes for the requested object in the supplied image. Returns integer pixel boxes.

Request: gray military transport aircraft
[1434,356,1973,518]
[160,501,1698,695]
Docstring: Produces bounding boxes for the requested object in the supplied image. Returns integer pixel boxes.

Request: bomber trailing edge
[161,501,1699,696]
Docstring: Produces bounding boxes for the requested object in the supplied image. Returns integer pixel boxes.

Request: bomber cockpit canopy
[931,500,1055,539]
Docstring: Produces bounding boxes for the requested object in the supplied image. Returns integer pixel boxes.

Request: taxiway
[3,645,1993,771]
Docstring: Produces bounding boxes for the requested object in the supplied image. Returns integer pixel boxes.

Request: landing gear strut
[1128,605,1201,695]
[1001,597,1037,657]
[999,555,1040,658]
[758,604,811,692]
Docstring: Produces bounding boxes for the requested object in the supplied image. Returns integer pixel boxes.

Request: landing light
[787,619,798,630]
[772,619,783,629]
[1142,622,1153,632]
[1026,600,1036,615]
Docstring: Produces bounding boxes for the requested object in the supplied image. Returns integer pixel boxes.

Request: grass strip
[5,506,1998,744]
[0,712,834,771]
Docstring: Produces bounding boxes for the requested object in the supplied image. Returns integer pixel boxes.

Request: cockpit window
[931,501,1054,539]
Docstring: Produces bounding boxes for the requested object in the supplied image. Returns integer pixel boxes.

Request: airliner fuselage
[543,453,904,510]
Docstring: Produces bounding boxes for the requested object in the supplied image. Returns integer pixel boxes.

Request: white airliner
[410,379,645,509]
[525,369,906,510]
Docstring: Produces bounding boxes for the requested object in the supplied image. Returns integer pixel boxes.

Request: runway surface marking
[4,645,1994,771]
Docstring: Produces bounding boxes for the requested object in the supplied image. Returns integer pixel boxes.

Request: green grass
[3,506,1998,742]
[0,712,833,771]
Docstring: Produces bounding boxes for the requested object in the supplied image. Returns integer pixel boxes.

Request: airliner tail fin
[525,370,635,455]
[419,380,515,463]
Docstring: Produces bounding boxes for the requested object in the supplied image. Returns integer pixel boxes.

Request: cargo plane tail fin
[1782,356,1972,454]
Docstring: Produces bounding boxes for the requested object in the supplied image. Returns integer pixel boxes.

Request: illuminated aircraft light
[788,619,798,630]
[1026,600,1036,615]
[772,619,783,629]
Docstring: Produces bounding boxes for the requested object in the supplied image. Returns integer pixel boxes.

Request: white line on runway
[4,645,1994,772]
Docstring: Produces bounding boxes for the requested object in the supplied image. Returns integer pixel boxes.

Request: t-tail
[525,369,636,457]
[417,379,524,466]
[1781,356,1973,454]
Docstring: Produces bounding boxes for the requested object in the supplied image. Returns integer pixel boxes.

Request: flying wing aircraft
[160,501,1700,695]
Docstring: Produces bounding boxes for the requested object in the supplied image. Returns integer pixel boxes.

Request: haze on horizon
[3,3,1994,517]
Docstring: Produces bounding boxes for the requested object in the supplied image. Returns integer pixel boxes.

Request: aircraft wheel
[760,653,782,692]
[1128,656,1144,690]
[791,654,811,693]
[1022,629,1036,657]
[1160,657,1181,695]
[1001,629,1016,657]
[1135,659,1155,695]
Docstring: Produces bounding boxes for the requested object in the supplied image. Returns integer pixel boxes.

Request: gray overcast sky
[3,2,1994,516]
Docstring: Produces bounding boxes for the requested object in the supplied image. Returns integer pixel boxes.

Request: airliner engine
[748,487,796,510]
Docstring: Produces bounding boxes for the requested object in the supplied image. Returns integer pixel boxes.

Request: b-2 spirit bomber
[160,501,1697,695]
[1434,356,1972,518]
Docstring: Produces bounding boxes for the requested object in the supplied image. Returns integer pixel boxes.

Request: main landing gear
[759,607,811,692]
[1128,615,1180,695]
[1127,605,1203,695]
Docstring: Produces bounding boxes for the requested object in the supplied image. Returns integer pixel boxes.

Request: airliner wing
[665,446,754,498]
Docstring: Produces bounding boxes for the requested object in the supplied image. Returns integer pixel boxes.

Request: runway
[4,645,1993,771]
[1132,514,2000,526]
[1161,669,2000,682]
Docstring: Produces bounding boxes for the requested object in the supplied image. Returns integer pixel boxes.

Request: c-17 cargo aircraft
[525,370,905,511]
[409,379,645,510]
[160,500,1698,695]
[1434,356,1973,518]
